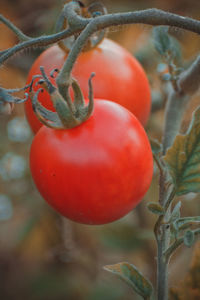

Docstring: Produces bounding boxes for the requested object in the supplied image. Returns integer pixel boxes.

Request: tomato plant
[25,38,151,133]
[2,1,200,298]
[30,100,153,225]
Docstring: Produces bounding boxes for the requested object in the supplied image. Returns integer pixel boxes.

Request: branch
[178,55,200,95]
[0,27,78,65]
[1,5,200,65]
[162,54,200,153]
[0,14,30,41]
[162,90,189,153]
[164,228,200,262]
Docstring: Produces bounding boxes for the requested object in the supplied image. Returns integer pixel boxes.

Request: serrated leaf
[104,262,153,298]
[164,106,200,195]
[170,201,181,222]
[183,230,195,247]
[150,139,162,155]
[147,202,164,215]
[153,26,171,55]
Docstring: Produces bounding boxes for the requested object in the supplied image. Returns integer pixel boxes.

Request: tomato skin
[30,100,153,225]
[25,38,151,134]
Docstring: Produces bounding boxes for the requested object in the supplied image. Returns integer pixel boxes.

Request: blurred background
[0,0,200,299]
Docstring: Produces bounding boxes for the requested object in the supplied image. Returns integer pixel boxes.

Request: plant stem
[163,55,200,154]
[155,86,187,299]
[155,53,200,299]
[56,17,98,88]
[1,6,200,65]
[155,189,174,300]
[0,27,76,65]
[178,55,200,95]
[162,90,188,154]
[157,237,169,300]
[1,3,200,297]
[164,228,200,262]
[0,14,30,41]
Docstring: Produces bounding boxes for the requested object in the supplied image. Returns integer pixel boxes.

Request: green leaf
[177,216,200,230]
[164,106,200,195]
[147,202,164,215]
[150,139,162,155]
[170,201,181,222]
[104,262,153,299]
[183,230,195,247]
[152,27,182,61]
[170,221,179,239]
[153,26,171,55]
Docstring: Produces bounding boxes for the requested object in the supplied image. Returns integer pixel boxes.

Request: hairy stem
[1,7,200,65]
[156,89,185,299]
[178,55,200,95]
[163,55,200,154]
[0,27,76,65]
[0,14,30,41]
[157,238,169,300]
[56,18,98,87]
[164,228,200,262]
[155,187,175,300]
[155,52,200,299]
[162,90,189,154]
[57,6,200,85]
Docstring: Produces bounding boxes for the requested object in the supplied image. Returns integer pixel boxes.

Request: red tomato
[25,38,151,134]
[30,100,153,225]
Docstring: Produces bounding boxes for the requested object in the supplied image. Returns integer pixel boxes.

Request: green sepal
[30,67,95,130]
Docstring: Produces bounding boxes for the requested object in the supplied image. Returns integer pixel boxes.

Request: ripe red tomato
[25,38,151,134]
[30,100,153,225]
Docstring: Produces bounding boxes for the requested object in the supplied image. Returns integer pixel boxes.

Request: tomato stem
[55,1,108,54]
[1,7,200,66]
[154,52,200,300]
[29,67,95,129]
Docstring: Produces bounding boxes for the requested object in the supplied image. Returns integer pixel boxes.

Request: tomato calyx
[0,81,36,115]
[56,1,108,54]
[29,66,95,129]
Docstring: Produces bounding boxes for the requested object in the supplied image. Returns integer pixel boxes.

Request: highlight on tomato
[25,38,151,134]
[30,100,153,225]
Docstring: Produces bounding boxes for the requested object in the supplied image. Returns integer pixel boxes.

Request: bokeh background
[0,0,200,299]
